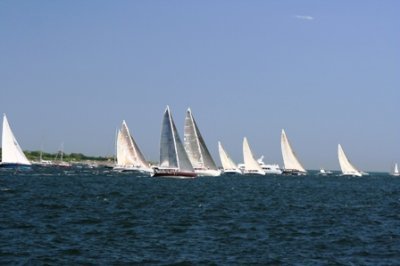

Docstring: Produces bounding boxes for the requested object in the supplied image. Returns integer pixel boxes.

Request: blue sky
[0,1,399,171]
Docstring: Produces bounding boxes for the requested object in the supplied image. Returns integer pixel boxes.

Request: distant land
[0,148,112,163]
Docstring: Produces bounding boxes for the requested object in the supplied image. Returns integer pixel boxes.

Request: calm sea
[1,166,400,265]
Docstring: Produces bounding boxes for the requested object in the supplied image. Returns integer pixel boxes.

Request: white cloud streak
[295,15,314,21]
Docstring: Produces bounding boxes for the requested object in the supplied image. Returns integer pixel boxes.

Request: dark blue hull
[0,163,32,170]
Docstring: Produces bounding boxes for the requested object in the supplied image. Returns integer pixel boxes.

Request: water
[1,167,400,265]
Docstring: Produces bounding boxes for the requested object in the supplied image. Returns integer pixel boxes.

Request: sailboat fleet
[0,110,398,177]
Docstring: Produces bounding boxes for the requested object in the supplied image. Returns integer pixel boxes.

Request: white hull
[341,172,363,177]
[243,169,265,175]
[261,164,283,175]
[318,168,333,176]
[194,168,221,176]
[221,169,243,175]
[282,169,307,176]
[257,157,282,175]
[113,165,153,175]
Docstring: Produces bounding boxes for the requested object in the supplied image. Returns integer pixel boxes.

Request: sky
[0,1,399,171]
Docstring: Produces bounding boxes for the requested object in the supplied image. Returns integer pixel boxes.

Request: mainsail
[243,137,264,174]
[159,106,193,172]
[218,141,240,172]
[116,120,149,169]
[338,144,362,176]
[1,114,31,165]
[280,129,306,173]
[184,108,217,170]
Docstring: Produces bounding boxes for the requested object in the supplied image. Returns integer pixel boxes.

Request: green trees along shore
[0,148,112,162]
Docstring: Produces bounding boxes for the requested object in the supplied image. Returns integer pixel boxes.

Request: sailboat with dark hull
[152,106,196,178]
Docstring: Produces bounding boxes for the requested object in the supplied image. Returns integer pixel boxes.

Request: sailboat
[53,143,72,167]
[113,120,153,174]
[184,108,220,176]
[337,144,364,177]
[242,137,265,175]
[391,163,400,176]
[280,129,307,175]
[0,114,31,168]
[257,156,282,175]
[152,106,196,178]
[218,141,242,175]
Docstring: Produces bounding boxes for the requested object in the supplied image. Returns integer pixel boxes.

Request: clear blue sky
[1,1,399,171]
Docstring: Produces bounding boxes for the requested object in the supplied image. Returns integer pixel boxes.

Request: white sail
[1,114,31,166]
[337,144,363,177]
[159,106,193,172]
[184,108,219,176]
[218,141,241,174]
[281,129,306,173]
[393,163,399,176]
[115,120,151,172]
[243,137,265,175]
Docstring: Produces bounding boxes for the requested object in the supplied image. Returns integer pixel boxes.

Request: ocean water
[1,167,400,265]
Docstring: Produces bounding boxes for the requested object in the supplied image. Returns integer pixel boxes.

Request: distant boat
[338,144,364,177]
[242,137,265,175]
[37,150,53,166]
[280,129,306,175]
[152,106,196,178]
[184,108,220,176]
[218,141,242,175]
[257,156,282,175]
[113,120,153,174]
[0,114,31,168]
[318,168,333,176]
[53,143,72,168]
[391,163,399,176]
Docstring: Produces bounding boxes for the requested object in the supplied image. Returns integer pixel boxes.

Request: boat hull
[113,165,153,175]
[152,168,196,178]
[282,169,307,176]
[222,169,243,175]
[0,163,32,170]
[194,169,221,177]
[243,170,266,175]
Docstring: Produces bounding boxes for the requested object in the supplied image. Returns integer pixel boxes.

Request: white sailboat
[53,143,72,167]
[152,106,196,178]
[184,108,220,176]
[113,120,153,174]
[392,163,400,176]
[280,129,306,175]
[218,141,242,175]
[242,137,265,175]
[337,144,364,177]
[1,114,31,168]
